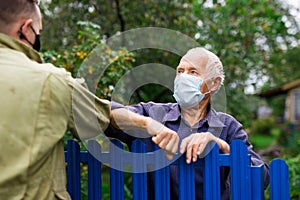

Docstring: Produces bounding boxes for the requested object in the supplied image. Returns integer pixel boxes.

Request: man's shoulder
[32,61,70,77]
[210,109,239,125]
[2,47,72,78]
[138,101,177,111]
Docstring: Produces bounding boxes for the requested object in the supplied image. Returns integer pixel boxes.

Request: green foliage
[277,125,300,156]
[249,134,276,150]
[285,155,300,199]
[76,165,133,200]
[249,117,280,149]
[267,47,300,88]
[41,21,135,100]
[192,0,299,125]
[265,94,286,118]
[250,117,276,135]
[264,124,300,199]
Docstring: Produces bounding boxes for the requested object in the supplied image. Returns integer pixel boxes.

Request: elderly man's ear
[210,77,222,92]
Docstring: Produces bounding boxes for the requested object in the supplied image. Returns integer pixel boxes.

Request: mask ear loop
[30,26,38,35]
[18,24,35,46]
[18,24,26,39]
[200,77,212,96]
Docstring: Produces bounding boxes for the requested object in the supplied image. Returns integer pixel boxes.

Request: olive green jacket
[0,33,110,199]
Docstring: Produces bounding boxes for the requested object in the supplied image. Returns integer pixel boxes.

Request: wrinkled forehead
[180,48,209,70]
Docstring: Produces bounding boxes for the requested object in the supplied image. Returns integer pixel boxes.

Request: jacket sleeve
[66,76,111,140]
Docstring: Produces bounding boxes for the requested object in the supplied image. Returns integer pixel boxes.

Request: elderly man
[0,1,179,199]
[106,47,270,199]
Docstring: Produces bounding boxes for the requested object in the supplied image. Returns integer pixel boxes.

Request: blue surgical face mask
[173,73,210,109]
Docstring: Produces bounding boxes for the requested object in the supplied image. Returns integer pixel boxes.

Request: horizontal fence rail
[64,139,290,200]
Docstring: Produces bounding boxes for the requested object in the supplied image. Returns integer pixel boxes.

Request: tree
[42,21,135,99]
[40,0,300,126]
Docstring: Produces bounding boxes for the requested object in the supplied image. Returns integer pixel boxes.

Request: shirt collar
[162,103,181,123]
[0,33,43,63]
[162,103,225,128]
[205,108,226,128]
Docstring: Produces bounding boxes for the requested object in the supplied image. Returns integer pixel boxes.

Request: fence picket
[179,155,195,200]
[64,139,290,200]
[250,165,264,200]
[230,140,251,200]
[154,145,170,200]
[66,140,81,200]
[87,140,102,200]
[270,159,290,200]
[203,142,221,200]
[131,140,147,200]
[110,140,124,200]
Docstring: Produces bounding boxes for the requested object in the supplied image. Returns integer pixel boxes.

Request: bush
[41,21,135,100]
[285,155,300,199]
[250,117,276,136]
[277,124,300,156]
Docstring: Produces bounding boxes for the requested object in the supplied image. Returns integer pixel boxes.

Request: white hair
[183,47,225,86]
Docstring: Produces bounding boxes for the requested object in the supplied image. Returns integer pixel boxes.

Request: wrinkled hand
[146,118,179,160]
[180,132,215,164]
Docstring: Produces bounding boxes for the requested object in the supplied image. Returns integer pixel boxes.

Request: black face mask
[19,26,41,52]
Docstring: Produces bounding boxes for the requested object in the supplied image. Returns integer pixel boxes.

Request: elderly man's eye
[191,71,199,75]
[177,69,184,74]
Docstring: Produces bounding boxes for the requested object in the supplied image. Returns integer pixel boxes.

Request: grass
[249,128,281,150]
[249,134,276,150]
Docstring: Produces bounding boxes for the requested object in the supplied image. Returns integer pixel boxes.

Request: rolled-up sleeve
[104,102,150,145]
[110,101,124,110]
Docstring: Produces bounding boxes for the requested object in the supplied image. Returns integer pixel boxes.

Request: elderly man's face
[175,55,213,93]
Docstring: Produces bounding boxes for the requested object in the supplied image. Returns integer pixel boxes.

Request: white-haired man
[106,47,270,199]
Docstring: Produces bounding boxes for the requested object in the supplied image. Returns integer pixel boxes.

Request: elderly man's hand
[180,132,230,163]
[180,132,230,164]
[180,132,214,163]
[146,118,179,160]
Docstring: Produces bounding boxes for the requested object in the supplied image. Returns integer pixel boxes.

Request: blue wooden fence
[64,139,290,200]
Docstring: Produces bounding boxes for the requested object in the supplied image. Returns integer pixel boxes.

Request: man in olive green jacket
[0,1,179,199]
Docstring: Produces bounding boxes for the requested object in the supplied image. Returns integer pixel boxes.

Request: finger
[180,136,190,154]
[152,131,165,144]
[197,143,204,155]
[197,143,206,158]
[171,135,180,154]
[165,151,174,160]
[164,134,178,154]
[192,143,201,162]
[186,144,195,164]
[157,133,172,149]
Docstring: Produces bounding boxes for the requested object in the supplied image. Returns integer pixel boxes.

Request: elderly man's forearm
[110,108,150,131]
